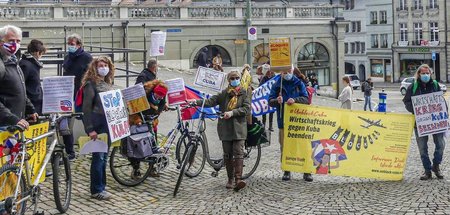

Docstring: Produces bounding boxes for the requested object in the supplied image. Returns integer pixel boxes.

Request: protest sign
[412,91,449,137]
[282,104,415,181]
[269,38,291,70]
[42,76,74,113]
[150,31,167,57]
[166,78,186,105]
[122,84,150,114]
[99,89,130,142]
[251,75,279,116]
[194,66,225,92]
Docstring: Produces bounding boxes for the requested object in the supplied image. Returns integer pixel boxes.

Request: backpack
[74,82,96,113]
[306,86,314,105]
[412,80,439,95]
[246,117,269,147]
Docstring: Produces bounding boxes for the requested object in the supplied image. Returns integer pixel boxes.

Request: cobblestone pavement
[34,67,450,214]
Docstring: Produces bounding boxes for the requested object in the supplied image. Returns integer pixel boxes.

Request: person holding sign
[269,67,312,182]
[80,56,115,200]
[189,70,251,191]
[403,64,445,180]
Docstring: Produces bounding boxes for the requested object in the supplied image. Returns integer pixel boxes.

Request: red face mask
[3,42,19,55]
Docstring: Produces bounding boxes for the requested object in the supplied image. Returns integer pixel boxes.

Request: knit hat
[153,85,168,97]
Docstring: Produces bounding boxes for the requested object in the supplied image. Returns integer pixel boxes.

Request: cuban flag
[60,100,73,112]
[312,139,347,163]
[3,42,16,54]
[181,86,218,120]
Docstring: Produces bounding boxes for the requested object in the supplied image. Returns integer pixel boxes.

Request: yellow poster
[282,104,415,181]
[269,38,291,68]
[126,97,150,115]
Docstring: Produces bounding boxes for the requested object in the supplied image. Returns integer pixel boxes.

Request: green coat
[197,88,251,141]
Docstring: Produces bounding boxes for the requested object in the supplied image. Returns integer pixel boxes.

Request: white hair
[415,64,434,80]
[0,25,22,40]
[67,33,83,45]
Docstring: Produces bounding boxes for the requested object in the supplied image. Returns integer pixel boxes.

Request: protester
[259,64,274,131]
[268,67,312,182]
[212,53,223,72]
[136,59,157,85]
[197,47,208,68]
[403,64,445,180]
[293,67,314,105]
[361,77,373,111]
[80,56,115,200]
[310,74,319,95]
[338,76,353,110]
[190,70,251,191]
[63,33,93,161]
[19,39,46,115]
[0,25,38,129]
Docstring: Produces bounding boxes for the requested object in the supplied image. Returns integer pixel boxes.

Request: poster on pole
[166,78,187,105]
[122,84,150,114]
[411,91,449,137]
[269,37,291,70]
[42,76,75,114]
[194,66,225,92]
[99,89,130,142]
[150,31,167,57]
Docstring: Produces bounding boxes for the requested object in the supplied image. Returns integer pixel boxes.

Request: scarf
[227,86,241,111]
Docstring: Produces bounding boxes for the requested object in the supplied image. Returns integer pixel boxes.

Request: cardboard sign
[42,76,74,113]
[99,89,130,142]
[150,31,167,57]
[412,91,449,137]
[122,84,150,114]
[194,66,225,92]
[269,38,291,69]
[166,78,186,105]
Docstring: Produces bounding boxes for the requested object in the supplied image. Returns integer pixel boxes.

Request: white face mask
[98,67,110,77]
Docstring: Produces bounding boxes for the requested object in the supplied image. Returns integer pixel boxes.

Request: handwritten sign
[122,84,150,114]
[150,31,167,57]
[99,89,130,142]
[269,38,291,69]
[166,78,186,105]
[42,76,74,114]
[412,91,449,137]
[194,66,225,92]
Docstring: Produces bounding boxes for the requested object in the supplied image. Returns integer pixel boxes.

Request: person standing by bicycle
[268,67,313,182]
[190,70,251,191]
[0,25,38,129]
[80,56,115,200]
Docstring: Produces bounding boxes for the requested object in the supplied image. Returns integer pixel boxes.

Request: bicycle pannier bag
[126,124,154,159]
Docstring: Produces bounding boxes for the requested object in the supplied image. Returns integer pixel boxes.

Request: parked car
[344,74,360,90]
[400,77,447,95]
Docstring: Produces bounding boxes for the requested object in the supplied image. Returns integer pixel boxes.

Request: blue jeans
[88,113,110,194]
[414,128,446,172]
[364,96,372,111]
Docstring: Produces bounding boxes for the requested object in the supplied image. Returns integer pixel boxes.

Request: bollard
[378,89,387,112]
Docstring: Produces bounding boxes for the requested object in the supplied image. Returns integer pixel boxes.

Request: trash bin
[378,91,387,112]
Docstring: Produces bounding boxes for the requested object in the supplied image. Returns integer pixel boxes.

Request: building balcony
[426,5,439,17]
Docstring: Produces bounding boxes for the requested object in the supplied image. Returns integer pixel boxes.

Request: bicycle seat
[6,125,25,133]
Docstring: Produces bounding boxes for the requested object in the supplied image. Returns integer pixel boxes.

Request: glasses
[230,77,240,81]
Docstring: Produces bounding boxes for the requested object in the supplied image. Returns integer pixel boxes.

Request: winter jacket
[135,68,157,85]
[81,80,113,134]
[259,75,274,87]
[0,53,35,126]
[268,76,309,129]
[63,48,93,96]
[403,78,441,114]
[141,80,167,116]
[19,52,43,114]
[362,81,373,97]
[197,51,208,68]
[197,87,251,141]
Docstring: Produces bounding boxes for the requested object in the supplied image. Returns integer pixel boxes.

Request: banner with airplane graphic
[281,104,415,181]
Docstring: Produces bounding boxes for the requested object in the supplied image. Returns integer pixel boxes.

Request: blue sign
[167,28,182,33]
[432,52,436,61]
[251,75,280,116]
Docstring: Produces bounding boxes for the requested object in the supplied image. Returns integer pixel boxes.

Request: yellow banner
[282,104,415,180]
[127,97,150,115]
[269,38,291,68]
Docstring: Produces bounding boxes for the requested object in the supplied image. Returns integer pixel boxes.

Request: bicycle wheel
[52,152,72,213]
[175,132,190,165]
[173,143,194,197]
[242,143,261,179]
[181,134,206,178]
[109,147,152,187]
[0,164,27,215]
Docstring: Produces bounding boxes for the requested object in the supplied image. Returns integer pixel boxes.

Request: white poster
[99,89,130,142]
[42,76,75,114]
[194,66,225,92]
[412,91,449,137]
[150,31,167,57]
[165,78,186,105]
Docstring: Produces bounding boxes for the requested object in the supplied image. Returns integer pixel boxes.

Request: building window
[414,0,422,10]
[399,0,407,10]
[297,42,330,86]
[414,22,423,45]
[400,23,408,41]
[370,11,378,24]
[371,34,379,48]
[430,22,439,42]
[345,43,348,53]
[380,34,388,48]
[343,0,355,10]
[361,42,365,53]
[380,11,387,24]
[429,0,438,9]
[356,42,360,54]
[345,24,349,33]
[351,43,355,54]
[351,22,361,32]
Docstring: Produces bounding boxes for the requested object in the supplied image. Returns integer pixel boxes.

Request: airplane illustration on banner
[358,116,387,129]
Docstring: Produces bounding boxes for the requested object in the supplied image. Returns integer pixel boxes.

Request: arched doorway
[193,45,232,68]
[359,64,366,81]
[297,42,330,85]
[253,43,270,65]
[345,62,356,74]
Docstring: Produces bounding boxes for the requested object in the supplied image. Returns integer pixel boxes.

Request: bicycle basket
[125,124,155,159]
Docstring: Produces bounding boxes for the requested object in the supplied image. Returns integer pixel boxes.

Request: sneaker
[91,191,112,200]
[68,154,76,162]
[282,171,291,181]
[303,173,313,182]
[131,169,141,180]
[432,164,444,179]
[420,171,432,180]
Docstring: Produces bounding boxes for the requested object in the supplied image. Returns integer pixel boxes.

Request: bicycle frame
[160,106,187,154]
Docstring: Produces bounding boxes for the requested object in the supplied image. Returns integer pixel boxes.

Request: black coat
[19,53,43,114]
[197,51,207,68]
[63,48,93,96]
[0,52,35,126]
[135,68,156,85]
[403,78,441,113]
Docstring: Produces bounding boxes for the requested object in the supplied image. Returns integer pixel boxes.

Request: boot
[225,159,234,189]
[268,120,274,132]
[420,171,432,180]
[432,164,444,179]
[303,173,313,182]
[233,159,246,191]
[282,171,291,181]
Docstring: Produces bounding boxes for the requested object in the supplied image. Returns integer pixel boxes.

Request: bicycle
[0,113,81,215]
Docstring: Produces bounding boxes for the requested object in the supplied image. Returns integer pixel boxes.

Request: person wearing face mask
[268,67,312,182]
[19,39,47,115]
[80,56,115,200]
[189,70,251,191]
[0,25,38,130]
[403,64,445,181]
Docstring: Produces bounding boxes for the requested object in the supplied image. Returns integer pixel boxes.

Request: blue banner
[251,75,279,116]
